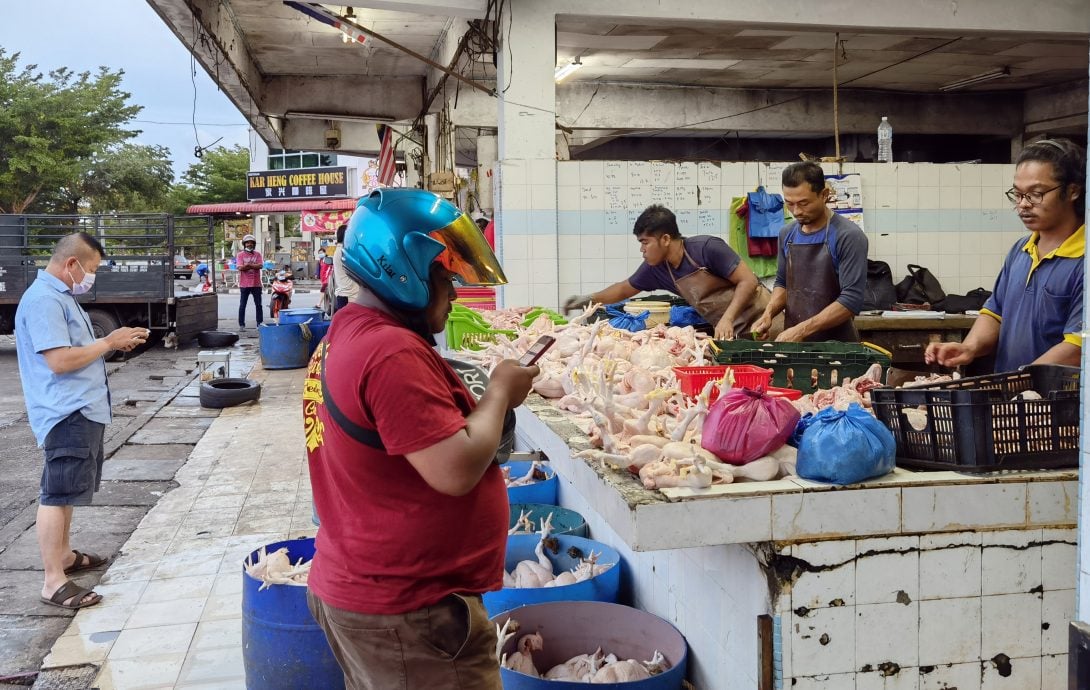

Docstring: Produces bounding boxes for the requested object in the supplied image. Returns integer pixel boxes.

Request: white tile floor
[43,366,314,689]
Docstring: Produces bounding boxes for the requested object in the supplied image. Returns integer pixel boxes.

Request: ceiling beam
[547,0,1090,38]
[145,0,279,145]
[265,75,424,122]
[449,82,1025,136]
[344,0,488,19]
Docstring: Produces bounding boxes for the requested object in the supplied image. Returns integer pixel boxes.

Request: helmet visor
[428,214,507,286]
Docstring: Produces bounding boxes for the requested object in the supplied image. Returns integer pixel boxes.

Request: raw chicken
[502,633,543,677]
[544,648,605,681]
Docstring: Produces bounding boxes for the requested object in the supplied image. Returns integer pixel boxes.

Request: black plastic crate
[713,341,891,392]
[870,364,1080,472]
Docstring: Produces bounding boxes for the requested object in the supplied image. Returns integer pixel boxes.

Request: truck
[0,213,219,352]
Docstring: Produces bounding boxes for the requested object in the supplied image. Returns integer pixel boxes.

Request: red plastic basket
[765,386,803,401]
[673,365,774,401]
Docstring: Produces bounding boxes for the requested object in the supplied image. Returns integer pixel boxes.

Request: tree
[167,144,249,214]
[0,49,141,213]
[34,143,175,214]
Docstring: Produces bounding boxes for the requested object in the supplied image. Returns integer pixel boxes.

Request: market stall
[454,305,1077,690]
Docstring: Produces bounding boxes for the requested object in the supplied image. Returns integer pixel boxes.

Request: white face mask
[68,260,96,295]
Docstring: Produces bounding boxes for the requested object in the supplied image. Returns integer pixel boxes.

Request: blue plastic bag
[788,412,816,448]
[606,305,648,332]
[746,186,786,239]
[669,305,707,327]
[797,404,896,484]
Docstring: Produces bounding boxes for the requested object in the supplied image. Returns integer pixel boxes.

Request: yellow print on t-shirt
[302,344,327,451]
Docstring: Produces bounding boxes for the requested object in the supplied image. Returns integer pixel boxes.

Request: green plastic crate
[521,307,568,328]
[712,341,890,392]
[446,315,516,351]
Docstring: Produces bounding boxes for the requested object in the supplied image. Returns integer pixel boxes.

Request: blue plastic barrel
[304,320,330,357]
[258,323,310,369]
[278,308,324,325]
[483,534,621,617]
[508,503,587,537]
[493,601,688,689]
[242,538,344,690]
[503,462,557,505]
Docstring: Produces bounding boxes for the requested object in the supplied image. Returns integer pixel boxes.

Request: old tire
[197,330,240,348]
[200,377,262,409]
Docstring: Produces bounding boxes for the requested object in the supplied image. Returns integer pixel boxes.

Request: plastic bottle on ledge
[877,116,893,163]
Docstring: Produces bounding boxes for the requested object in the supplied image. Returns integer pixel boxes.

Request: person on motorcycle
[269,270,294,318]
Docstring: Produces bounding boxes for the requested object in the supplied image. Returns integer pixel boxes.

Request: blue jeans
[239,286,264,327]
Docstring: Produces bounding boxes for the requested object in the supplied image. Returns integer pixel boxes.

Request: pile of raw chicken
[454,304,885,491]
[502,513,614,589]
[244,546,311,590]
[495,618,670,682]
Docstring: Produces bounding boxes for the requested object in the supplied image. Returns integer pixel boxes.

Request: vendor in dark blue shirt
[562,205,774,339]
[927,138,1085,372]
[753,161,869,342]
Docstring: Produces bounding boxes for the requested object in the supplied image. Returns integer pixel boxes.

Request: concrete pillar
[1075,39,1090,626]
[495,0,558,309]
[477,134,497,214]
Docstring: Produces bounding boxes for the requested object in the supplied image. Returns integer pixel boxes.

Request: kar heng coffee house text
[247,166,349,200]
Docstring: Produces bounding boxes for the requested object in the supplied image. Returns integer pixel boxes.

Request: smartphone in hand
[518,335,556,367]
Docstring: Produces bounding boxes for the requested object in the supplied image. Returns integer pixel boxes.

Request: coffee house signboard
[246,166,349,201]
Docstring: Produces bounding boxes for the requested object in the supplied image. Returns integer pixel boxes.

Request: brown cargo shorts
[307,590,502,690]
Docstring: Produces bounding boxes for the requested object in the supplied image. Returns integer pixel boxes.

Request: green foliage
[167,144,250,214]
[0,49,141,213]
[34,143,175,214]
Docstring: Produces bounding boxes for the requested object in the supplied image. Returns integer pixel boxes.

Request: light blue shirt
[15,270,111,447]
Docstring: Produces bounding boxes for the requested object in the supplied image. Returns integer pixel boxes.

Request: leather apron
[667,245,777,336]
[784,225,859,342]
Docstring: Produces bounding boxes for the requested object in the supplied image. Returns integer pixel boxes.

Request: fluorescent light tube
[554,58,583,83]
[940,67,1010,92]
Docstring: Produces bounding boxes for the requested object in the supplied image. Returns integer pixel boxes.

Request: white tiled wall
[779,528,1075,690]
[501,160,1023,307]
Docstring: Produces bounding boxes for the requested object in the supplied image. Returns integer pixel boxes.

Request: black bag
[936,287,991,314]
[863,260,898,311]
[895,264,946,305]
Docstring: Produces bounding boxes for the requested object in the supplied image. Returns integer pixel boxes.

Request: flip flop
[64,550,107,575]
[40,580,102,610]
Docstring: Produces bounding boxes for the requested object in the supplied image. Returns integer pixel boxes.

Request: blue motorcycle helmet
[341,188,506,311]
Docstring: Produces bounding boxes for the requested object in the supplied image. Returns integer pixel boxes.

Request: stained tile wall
[517,160,1024,307]
[775,528,1072,689]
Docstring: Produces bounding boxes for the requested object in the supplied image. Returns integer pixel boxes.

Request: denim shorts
[40,412,105,507]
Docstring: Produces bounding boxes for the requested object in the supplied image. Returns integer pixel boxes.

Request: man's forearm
[1033,341,1081,367]
[721,279,757,325]
[793,302,854,340]
[43,340,111,375]
[763,287,787,319]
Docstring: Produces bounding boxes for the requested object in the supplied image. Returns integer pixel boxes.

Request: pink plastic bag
[700,388,801,465]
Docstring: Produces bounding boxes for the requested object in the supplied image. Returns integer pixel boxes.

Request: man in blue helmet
[302,189,537,689]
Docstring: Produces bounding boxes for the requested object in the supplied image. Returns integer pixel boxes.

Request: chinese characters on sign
[247,166,349,201]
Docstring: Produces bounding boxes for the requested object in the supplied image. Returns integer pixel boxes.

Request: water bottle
[877,116,893,163]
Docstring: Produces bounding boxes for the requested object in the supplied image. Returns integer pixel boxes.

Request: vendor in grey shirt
[753,162,868,342]
[563,205,775,340]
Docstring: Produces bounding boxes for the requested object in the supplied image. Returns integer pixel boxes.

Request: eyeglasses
[1005,184,1061,206]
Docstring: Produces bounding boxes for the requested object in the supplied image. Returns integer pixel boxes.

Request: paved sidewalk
[40,364,313,689]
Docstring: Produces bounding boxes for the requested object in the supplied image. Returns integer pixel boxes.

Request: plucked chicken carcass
[244,546,311,590]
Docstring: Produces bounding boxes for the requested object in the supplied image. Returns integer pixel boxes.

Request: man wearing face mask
[236,234,264,329]
[15,233,148,610]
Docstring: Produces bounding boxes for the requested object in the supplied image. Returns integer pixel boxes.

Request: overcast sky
[0,0,251,178]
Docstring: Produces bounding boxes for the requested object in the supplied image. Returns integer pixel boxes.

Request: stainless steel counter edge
[515,395,1077,552]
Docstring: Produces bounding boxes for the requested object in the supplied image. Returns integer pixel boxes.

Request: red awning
[186,198,359,215]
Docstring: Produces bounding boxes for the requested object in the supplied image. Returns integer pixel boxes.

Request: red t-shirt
[303,304,509,614]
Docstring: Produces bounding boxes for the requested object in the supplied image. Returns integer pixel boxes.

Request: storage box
[870,364,1079,472]
[673,364,773,402]
[713,341,890,392]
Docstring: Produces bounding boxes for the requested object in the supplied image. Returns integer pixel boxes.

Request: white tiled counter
[514,396,1077,690]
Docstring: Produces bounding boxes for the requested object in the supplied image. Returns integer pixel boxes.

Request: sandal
[64,550,107,575]
[40,580,102,610]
